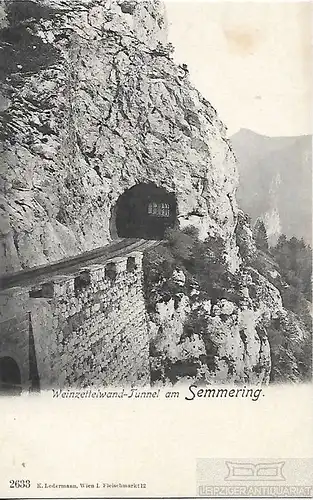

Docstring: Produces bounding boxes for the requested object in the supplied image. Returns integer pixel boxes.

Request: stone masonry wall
[0,251,150,390]
[0,289,31,390]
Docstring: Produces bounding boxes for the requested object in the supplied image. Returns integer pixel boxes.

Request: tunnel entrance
[115,184,177,239]
[0,357,22,396]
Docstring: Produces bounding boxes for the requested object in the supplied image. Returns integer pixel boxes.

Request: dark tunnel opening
[0,356,22,396]
[114,184,177,240]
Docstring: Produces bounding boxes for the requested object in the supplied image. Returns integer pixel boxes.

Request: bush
[6,1,55,23]
[0,2,61,82]
[267,314,312,382]
[143,227,241,316]
[271,235,312,301]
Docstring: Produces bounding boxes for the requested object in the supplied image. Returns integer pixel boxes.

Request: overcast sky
[165,1,312,137]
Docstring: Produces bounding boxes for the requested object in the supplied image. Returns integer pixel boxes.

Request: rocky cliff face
[144,214,311,385]
[0,0,308,386]
[143,222,275,385]
[0,0,238,273]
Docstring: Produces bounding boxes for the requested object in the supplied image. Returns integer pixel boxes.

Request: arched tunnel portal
[0,356,22,396]
[113,183,177,240]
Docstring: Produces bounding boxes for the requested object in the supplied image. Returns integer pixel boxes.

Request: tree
[271,235,312,301]
[253,218,269,251]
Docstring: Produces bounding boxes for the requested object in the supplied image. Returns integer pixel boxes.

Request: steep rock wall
[143,227,274,385]
[147,274,276,385]
[0,0,238,273]
[144,215,310,385]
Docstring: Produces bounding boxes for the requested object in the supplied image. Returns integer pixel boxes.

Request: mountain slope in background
[231,129,312,245]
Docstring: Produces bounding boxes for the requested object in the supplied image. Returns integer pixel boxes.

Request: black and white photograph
[0,1,312,498]
[0,0,311,396]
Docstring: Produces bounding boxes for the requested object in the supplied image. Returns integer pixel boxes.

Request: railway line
[0,238,161,291]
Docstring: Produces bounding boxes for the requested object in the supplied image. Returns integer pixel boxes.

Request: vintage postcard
[0,0,312,498]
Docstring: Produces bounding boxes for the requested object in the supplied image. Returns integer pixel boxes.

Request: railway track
[0,238,162,291]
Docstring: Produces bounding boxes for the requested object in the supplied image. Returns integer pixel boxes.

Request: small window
[147,202,170,218]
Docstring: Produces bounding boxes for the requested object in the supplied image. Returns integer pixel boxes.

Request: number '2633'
[9,480,31,488]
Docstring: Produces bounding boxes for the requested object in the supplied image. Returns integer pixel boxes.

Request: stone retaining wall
[0,251,150,391]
